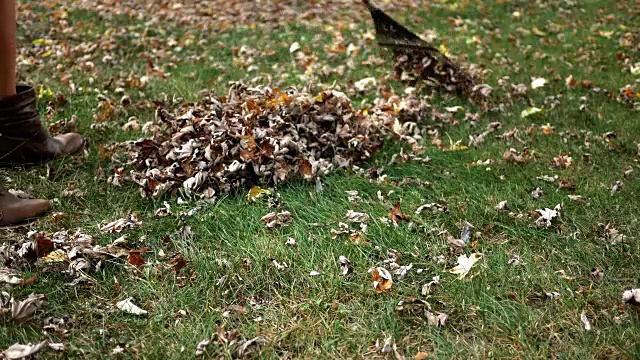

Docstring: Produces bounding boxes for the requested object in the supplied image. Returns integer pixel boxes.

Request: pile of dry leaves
[107,82,435,198]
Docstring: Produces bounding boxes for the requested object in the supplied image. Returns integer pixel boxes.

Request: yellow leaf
[247,186,271,201]
[37,87,53,100]
[598,31,614,39]
[447,135,468,151]
[532,27,546,36]
[40,249,68,263]
[439,43,451,57]
[521,107,543,118]
[32,38,52,46]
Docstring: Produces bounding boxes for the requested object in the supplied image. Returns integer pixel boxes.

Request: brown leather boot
[0,185,51,227]
[0,85,86,166]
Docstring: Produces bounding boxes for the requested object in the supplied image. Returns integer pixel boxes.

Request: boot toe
[53,132,86,155]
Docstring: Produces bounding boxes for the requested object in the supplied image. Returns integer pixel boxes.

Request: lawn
[1,0,640,358]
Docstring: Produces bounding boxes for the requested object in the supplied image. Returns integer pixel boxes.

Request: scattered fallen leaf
[127,248,150,266]
[246,186,271,201]
[11,293,47,323]
[260,211,292,229]
[271,260,288,270]
[535,205,561,228]
[346,210,370,223]
[610,180,623,196]
[0,268,23,286]
[521,107,542,118]
[622,289,640,305]
[531,187,544,199]
[541,123,555,135]
[289,42,300,53]
[116,297,148,316]
[354,77,377,92]
[545,291,561,300]
[425,311,448,326]
[552,153,573,169]
[48,343,65,352]
[421,275,440,295]
[2,341,48,360]
[591,267,604,281]
[99,213,142,233]
[195,339,210,357]
[169,255,189,273]
[581,310,592,331]
[389,200,410,225]
[531,77,547,89]
[449,253,482,279]
[339,256,352,275]
[369,267,393,293]
[503,148,528,164]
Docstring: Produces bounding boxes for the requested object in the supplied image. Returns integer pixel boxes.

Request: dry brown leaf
[389,200,410,224]
[2,341,48,359]
[127,248,150,266]
[552,153,573,169]
[503,148,527,164]
[369,267,393,293]
[11,293,47,323]
[170,255,189,273]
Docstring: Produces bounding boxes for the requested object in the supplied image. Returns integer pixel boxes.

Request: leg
[0,0,17,98]
[0,1,75,226]
[0,0,86,165]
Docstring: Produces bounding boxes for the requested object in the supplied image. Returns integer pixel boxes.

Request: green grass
[2,0,640,358]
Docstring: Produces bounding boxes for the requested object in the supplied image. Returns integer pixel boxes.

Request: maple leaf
[449,253,483,279]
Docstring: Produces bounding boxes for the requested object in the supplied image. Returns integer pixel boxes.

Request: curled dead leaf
[389,200,410,225]
[369,266,393,293]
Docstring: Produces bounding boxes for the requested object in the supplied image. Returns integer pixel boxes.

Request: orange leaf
[21,273,39,287]
[370,267,393,293]
[388,200,410,224]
